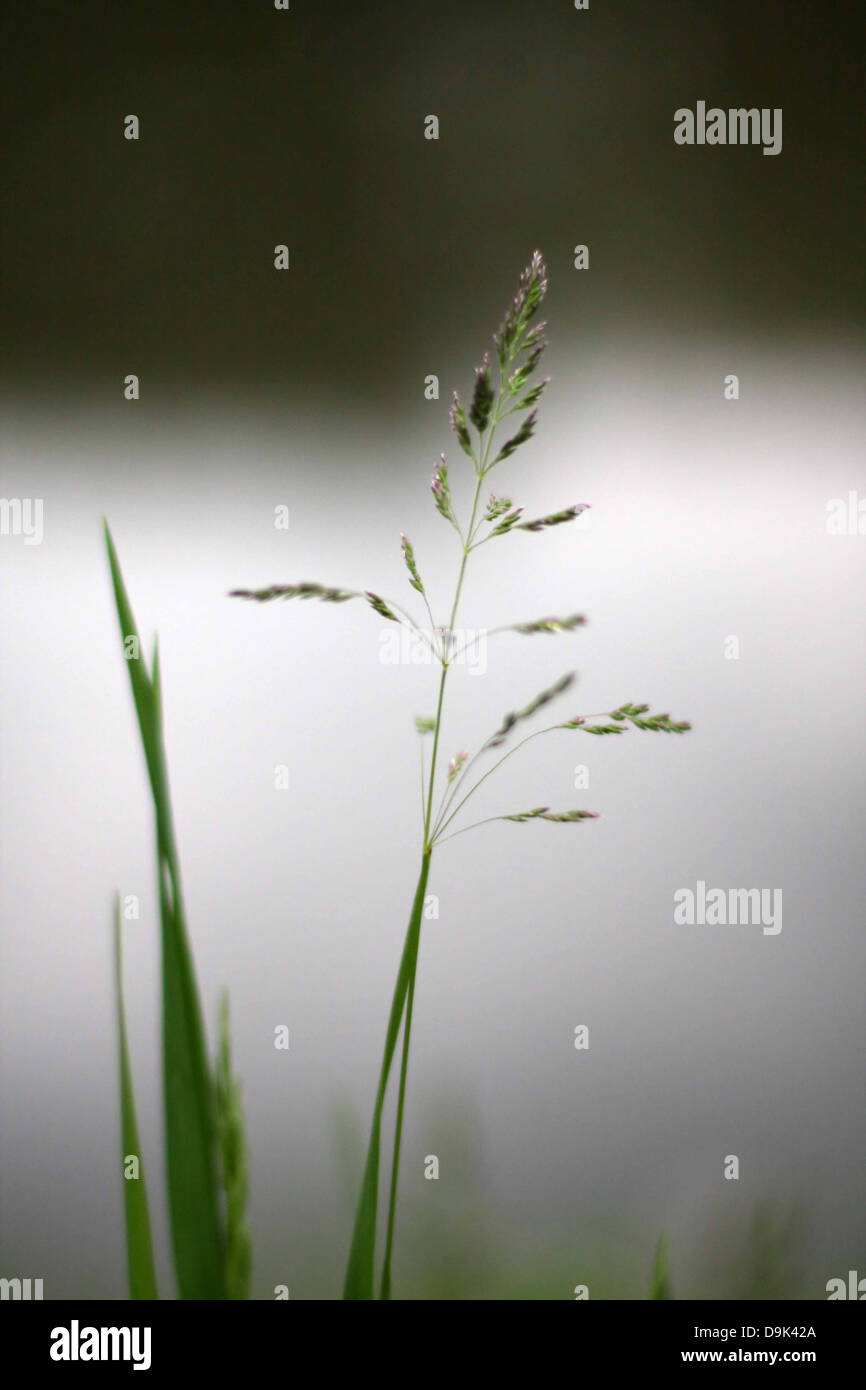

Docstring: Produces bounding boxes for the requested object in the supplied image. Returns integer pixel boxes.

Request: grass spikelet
[431,455,459,529]
[449,393,474,459]
[516,503,590,532]
[364,591,400,622]
[400,534,425,595]
[490,506,525,536]
[485,672,576,749]
[491,408,537,466]
[469,353,494,434]
[509,614,586,635]
[229,581,359,604]
[484,494,515,522]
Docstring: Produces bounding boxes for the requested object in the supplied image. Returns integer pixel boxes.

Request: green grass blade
[650,1231,672,1299]
[380,953,422,1300]
[114,894,159,1300]
[105,522,226,1299]
[214,992,251,1300]
[343,852,431,1300]
[104,523,161,809]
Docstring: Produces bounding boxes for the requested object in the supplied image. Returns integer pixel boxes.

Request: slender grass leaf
[113,894,159,1301]
[379,957,418,1302]
[214,993,251,1300]
[343,854,431,1299]
[104,522,160,804]
[105,522,226,1299]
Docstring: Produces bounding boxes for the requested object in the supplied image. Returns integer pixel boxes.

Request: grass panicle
[231,252,691,1299]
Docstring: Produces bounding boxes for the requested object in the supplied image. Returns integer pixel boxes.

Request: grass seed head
[469,352,495,434]
[400,533,425,595]
[516,502,590,533]
[492,409,537,467]
[502,807,599,824]
[449,393,474,458]
[431,454,457,526]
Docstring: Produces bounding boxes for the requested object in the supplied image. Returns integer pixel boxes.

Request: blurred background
[1,0,864,1298]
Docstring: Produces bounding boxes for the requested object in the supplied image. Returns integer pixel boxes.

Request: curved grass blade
[105,521,226,1300]
[114,894,159,1300]
[650,1231,672,1299]
[214,993,251,1300]
[343,853,431,1299]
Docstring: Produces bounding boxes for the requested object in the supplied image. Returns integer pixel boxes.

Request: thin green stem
[388,600,439,659]
[432,724,556,842]
[378,475,484,1299]
[342,851,431,1299]
[433,814,516,846]
[378,389,510,1298]
[432,709,617,843]
[418,741,427,830]
[379,965,417,1299]
[418,590,441,660]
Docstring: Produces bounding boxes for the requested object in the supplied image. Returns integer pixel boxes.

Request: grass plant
[106,524,250,1300]
[231,252,691,1298]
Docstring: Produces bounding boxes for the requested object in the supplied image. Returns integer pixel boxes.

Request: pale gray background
[2,339,864,1297]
